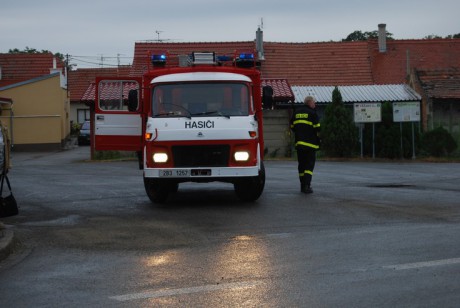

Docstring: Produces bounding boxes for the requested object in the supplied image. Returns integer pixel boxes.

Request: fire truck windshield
[152,83,250,118]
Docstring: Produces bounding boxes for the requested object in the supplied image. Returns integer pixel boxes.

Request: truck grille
[172,145,230,167]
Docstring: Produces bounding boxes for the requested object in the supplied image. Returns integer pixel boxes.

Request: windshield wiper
[191,110,230,119]
[157,103,192,119]
[153,111,191,119]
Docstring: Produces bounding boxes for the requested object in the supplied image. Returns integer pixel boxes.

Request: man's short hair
[304,96,315,104]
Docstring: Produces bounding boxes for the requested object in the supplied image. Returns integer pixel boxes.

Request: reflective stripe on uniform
[296,141,320,149]
[293,119,313,126]
[293,120,320,128]
[299,170,313,177]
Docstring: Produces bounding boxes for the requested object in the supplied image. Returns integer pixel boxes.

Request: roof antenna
[259,18,264,29]
[256,19,265,60]
[155,30,164,42]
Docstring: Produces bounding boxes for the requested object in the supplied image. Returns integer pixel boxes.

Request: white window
[77,109,90,124]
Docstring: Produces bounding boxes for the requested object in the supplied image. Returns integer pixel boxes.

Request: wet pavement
[0,146,459,307]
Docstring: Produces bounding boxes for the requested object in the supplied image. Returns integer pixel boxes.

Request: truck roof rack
[148,50,258,69]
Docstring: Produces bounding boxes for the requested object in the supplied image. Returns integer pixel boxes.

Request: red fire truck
[93,51,266,203]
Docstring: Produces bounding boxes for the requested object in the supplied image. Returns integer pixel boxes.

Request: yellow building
[0,73,70,151]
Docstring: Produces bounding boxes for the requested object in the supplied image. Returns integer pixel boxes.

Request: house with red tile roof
[75,26,460,149]
[0,53,70,151]
[128,35,459,122]
[370,38,460,84]
[0,53,66,88]
[410,68,460,136]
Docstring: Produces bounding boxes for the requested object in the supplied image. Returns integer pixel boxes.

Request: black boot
[301,181,313,194]
[301,183,307,193]
[300,178,306,193]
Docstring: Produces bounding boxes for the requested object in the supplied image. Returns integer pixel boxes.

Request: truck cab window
[152,83,250,117]
[98,80,140,112]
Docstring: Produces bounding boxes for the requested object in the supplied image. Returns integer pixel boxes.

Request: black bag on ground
[0,174,18,218]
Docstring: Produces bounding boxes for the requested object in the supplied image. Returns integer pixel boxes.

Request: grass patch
[93,151,137,161]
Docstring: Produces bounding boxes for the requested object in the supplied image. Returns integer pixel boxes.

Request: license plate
[159,169,190,177]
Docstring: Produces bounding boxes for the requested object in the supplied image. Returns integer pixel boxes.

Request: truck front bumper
[144,165,260,179]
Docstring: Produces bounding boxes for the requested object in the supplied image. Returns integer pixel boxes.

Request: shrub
[363,102,420,159]
[321,87,357,157]
[421,127,457,157]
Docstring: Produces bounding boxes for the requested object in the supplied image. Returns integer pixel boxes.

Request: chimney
[50,57,60,74]
[49,57,67,89]
[378,23,387,53]
[256,27,265,60]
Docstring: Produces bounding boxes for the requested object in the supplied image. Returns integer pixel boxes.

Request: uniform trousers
[296,146,316,187]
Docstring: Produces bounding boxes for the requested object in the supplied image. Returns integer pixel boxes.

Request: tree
[343,30,393,42]
[8,47,64,61]
[424,34,442,39]
[343,30,368,41]
[320,87,357,157]
[445,33,460,39]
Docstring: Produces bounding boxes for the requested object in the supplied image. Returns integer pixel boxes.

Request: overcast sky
[1,0,459,68]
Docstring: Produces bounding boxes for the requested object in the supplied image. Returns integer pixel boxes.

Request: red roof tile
[0,53,65,88]
[76,38,460,102]
[416,68,460,99]
[81,82,95,103]
[81,81,138,103]
[128,39,460,88]
[260,41,373,86]
[261,79,294,102]
[131,41,375,86]
[369,39,460,84]
[68,66,131,102]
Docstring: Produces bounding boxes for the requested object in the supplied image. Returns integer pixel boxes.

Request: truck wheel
[234,162,265,202]
[171,182,179,193]
[144,177,170,204]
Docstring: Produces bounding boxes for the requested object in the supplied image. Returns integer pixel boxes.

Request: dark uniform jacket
[290,105,321,150]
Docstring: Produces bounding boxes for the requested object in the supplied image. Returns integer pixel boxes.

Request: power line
[71,55,133,59]
[69,54,133,68]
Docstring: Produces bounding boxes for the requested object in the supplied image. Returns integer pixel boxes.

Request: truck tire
[234,162,265,202]
[143,177,170,204]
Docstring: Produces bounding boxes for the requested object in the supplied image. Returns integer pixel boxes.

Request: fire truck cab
[93,51,266,203]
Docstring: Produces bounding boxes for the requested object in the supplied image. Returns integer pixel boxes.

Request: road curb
[0,226,15,262]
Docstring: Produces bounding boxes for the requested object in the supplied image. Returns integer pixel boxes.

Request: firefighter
[290,96,321,194]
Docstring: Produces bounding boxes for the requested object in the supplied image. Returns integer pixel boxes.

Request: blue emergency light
[238,53,254,60]
[235,52,255,68]
[151,54,167,67]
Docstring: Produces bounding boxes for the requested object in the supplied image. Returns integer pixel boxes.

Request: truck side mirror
[128,89,139,112]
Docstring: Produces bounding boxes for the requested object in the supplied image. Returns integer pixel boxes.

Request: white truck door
[93,78,143,152]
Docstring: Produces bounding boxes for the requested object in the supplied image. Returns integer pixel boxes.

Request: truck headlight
[153,153,168,163]
[234,151,249,162]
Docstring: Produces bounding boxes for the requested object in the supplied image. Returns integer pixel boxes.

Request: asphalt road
[1,146,459,307]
